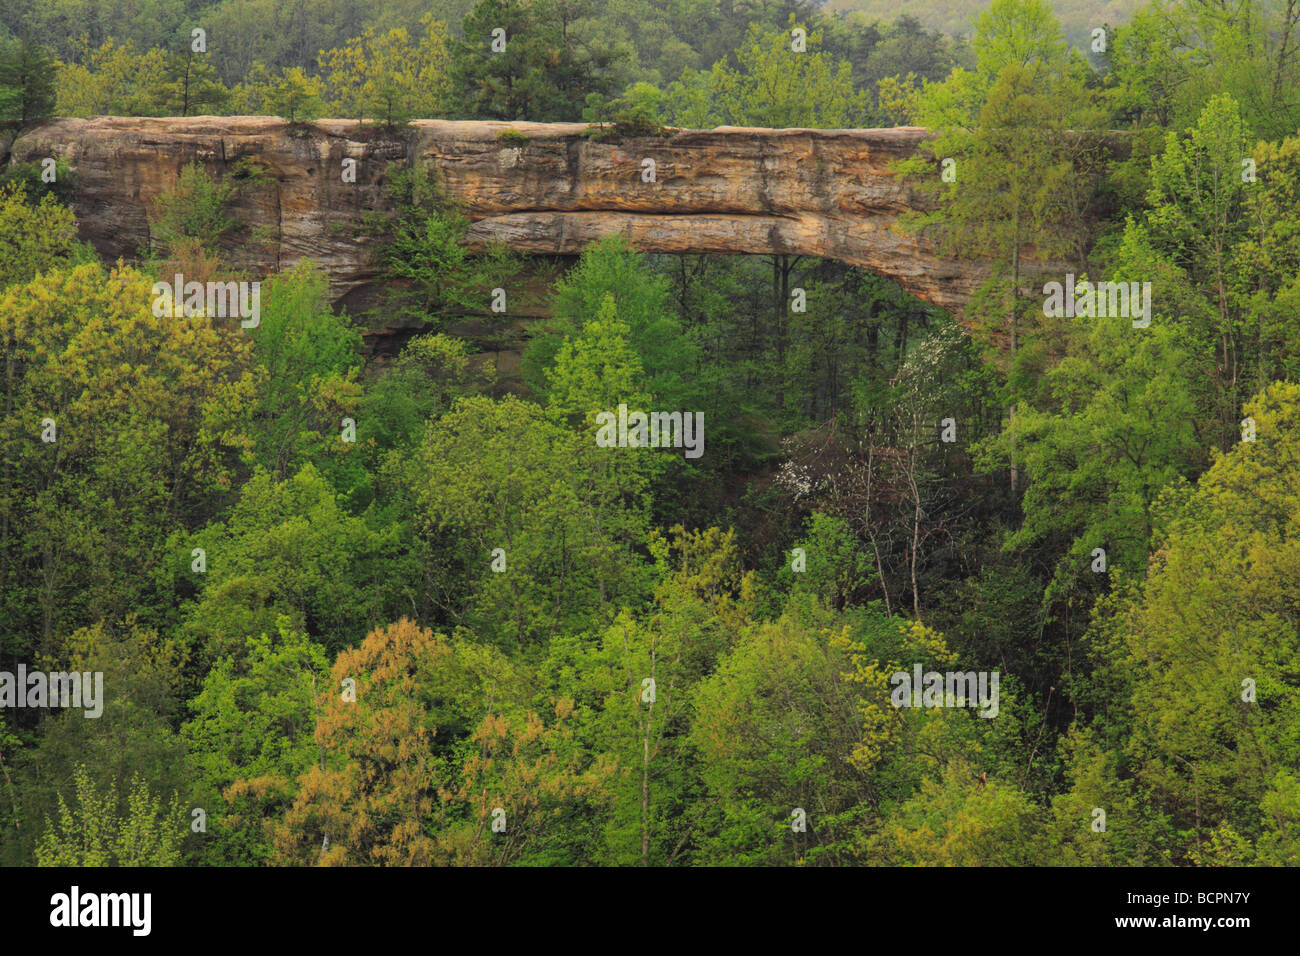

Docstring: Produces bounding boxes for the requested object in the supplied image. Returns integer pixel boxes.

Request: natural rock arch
[12,116,990,313]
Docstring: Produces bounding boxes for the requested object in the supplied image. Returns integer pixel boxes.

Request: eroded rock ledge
[10,116,988,314]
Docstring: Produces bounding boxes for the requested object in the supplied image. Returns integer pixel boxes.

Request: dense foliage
[1,0,1298,867]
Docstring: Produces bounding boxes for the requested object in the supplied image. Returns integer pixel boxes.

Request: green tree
[1139,93,1255,444]
[782,511,876,611]
[1157,0,1300,140]
[0,36,56,124]
[1107,4,1183,130]
[242,261,363,483]
[377,164,521,330]
[581,527,755,866]
[182,618,330,865]
[994,304,1203,600]
[453,0,625,121]
[359,332,487,460]
[1238,133,1300,388]
[690,611,868,865]
[153,47,227,116]
[21,620,189,866]
[354,332,491,515]
[410,394,651,647]
[182,464,397,667]
[663,18,869,129]
[544,293,653,425]
[149,162,236,255]
[903,0,1108,492]
[525,235,693,411]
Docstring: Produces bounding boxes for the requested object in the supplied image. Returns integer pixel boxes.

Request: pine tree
[0,37,56,125]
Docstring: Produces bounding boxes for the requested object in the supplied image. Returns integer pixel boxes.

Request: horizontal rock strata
[11,116,990,314]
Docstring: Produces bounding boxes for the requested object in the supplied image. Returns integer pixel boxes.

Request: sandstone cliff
[10,116,987,314]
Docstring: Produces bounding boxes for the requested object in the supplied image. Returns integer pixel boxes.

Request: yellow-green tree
[318,15,452,127]
[36,765,186,866]
[689,611,868,865]
[1111,381,1300,859]
[267,67,324,123]
[586,527,755,866]
[1044,726,1167,866]
[0,182,82,289]
[0,263,256,655]
[863,758,1044,865]
[53,38,168,117]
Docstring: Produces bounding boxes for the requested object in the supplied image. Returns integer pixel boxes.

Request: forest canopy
[0,0,1298,868]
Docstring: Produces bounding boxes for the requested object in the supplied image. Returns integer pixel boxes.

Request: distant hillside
[828,0,1142,46]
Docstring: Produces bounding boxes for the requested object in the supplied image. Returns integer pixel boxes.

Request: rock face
[10,116,987,314]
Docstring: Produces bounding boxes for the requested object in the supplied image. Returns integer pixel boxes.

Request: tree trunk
[1009,207,1021,495]
[907,424,922,620]
[640,647,656,867]
[864,441,892,617]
